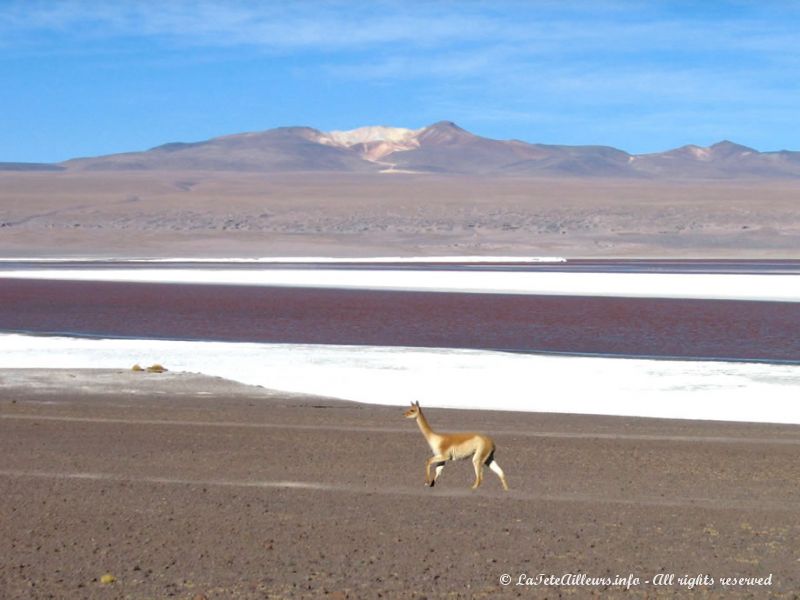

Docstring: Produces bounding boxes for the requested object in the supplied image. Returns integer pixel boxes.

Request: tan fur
[403,401,509,491]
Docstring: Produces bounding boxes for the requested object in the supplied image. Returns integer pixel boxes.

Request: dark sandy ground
[1,370,799,599]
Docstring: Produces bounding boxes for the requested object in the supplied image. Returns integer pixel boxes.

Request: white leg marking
[488,460,505,478]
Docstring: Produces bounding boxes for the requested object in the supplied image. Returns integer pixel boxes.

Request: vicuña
[403,401,509,491]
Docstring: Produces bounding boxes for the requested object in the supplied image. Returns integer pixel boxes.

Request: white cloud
[0,1,500,49]
[0,2,791,53]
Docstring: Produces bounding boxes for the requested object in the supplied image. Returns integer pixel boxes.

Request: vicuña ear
[415,400,420,407]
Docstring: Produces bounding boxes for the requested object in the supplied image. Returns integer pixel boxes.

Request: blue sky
[1,1,799,162]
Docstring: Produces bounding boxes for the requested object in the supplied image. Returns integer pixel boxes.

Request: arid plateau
[2,122,799,259]
[2,171,800,258]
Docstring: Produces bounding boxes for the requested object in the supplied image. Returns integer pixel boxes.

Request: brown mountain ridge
[4,121,800,179]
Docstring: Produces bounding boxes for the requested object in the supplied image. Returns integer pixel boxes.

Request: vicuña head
[402,401,508,491]
[403,401,421,419]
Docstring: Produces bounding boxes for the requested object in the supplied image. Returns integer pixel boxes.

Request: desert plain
[1,369,799,599]
[2,171,800,259]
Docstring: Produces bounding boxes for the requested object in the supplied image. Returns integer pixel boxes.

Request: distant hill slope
[51,122,800,179]
[62,127,379,173]
[0,162,65,172]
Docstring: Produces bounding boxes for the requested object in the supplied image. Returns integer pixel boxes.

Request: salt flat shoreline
[2,260,798,424]
[4,335,800,424]
[2,369,799,598]
[0,256,569,264]
[4,266,800,301]
[2,368,800,436]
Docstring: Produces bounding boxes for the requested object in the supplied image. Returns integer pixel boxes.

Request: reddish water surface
[1,278,799,362]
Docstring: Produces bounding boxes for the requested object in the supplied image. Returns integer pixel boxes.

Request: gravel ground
[1,369,799,599]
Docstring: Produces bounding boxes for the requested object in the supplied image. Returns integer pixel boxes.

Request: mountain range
[4,121,800,179]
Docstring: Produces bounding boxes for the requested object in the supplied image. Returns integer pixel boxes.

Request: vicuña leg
[425,455,448,486]
[471,454,485,489]
[431,462,446,487]
[488,458,509,491]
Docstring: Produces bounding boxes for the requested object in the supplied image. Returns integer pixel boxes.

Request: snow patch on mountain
[322,126,421,146]
[319,126,423,161]
[687,145,711,160]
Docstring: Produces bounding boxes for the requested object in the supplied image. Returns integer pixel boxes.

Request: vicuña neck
[416,410,436,440]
